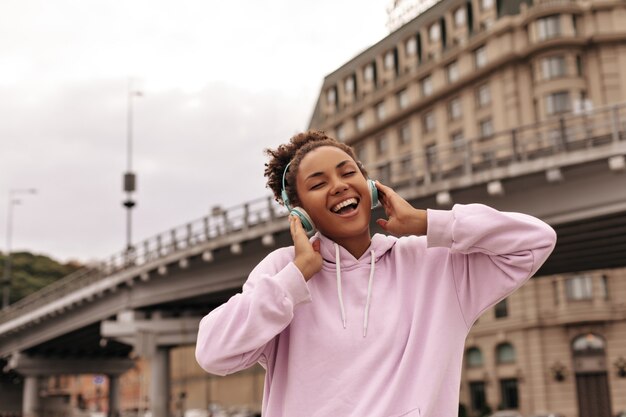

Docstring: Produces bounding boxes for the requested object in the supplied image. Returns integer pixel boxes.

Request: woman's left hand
[375,181,428,237]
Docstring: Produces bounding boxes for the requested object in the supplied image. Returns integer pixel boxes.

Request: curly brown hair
[264,130,368,207]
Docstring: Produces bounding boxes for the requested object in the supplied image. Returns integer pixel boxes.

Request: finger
[290,215,309,245]
[312,239,321,252]
[289,215,296,239]
[375,180,394,195]
[376,218,388,230]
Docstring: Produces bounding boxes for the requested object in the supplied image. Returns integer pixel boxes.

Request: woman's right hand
[289,214,322,281]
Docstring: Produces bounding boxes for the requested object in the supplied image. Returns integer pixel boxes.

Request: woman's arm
[195,248,311,376]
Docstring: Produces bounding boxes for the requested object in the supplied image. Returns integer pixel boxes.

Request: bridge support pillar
[102,311,201,417]
[108,374,121,417]
[151,346,171,417]
[23,375,41,417]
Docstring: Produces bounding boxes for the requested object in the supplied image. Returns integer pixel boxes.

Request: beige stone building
[307,0,626,187]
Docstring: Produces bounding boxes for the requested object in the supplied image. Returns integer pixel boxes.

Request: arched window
[496,342,516,364]
[572,333,605,354]
[466,347,484,367]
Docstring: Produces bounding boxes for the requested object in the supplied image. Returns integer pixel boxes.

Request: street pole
[123,78,142,260]
[2,188,36,310]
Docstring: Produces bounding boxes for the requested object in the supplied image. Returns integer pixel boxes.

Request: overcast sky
[0,0,390,263]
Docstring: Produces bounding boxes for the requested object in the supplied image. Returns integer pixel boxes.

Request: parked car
[530,413,565,417]
[184,409,210,417]
[489,411,523,417]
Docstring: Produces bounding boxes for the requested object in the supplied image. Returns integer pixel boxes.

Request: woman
[195,130,556,417]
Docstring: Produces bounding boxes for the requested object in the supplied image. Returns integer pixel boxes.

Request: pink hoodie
[195,204,556,417]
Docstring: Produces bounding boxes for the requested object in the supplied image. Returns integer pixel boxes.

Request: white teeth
[332,198,358,213]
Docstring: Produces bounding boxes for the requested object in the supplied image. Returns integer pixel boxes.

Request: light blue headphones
[281,160,379,236]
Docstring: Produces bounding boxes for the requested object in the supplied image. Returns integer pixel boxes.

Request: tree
[0,251,82,304]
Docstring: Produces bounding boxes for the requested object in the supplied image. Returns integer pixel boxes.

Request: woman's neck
[332,229,372,259]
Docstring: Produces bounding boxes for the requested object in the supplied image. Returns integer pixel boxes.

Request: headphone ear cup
[368,179,379,209]
[291,207,316,236]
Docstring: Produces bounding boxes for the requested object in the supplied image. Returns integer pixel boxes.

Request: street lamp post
[123,78,143,260]
[2,188,37,310]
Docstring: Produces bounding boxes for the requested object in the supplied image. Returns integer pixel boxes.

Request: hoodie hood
[313,232,398,337]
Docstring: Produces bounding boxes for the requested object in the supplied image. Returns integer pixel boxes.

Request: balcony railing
[1,101,625,327]
[371,102,626,187]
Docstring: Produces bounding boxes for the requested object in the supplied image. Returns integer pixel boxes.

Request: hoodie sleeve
[426,203,556,329]
[195,248,311,376]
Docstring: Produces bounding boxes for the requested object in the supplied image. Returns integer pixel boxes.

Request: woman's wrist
[294,257,315,281]
[411,208,428,236]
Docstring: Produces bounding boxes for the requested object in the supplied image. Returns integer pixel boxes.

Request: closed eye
[311,183,325,190]
[343,171,356,177]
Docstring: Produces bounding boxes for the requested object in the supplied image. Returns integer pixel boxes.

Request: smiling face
[295,146,372,244]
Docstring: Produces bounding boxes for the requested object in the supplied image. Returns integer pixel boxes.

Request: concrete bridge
[1,102,626,417]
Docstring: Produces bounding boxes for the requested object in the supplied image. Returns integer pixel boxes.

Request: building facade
[308,0,626,189]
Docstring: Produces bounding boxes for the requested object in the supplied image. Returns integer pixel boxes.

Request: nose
[329,175,349,195]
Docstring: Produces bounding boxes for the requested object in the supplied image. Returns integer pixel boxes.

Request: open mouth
[331,197,360,216]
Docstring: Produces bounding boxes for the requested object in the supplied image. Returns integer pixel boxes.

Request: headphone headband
[281,161,293,209]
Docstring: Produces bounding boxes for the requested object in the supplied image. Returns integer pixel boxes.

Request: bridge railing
[1,101,625,326]
[0,196,289,325]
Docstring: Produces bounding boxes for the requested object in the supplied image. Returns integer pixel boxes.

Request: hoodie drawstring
[363,250,375,338]
[335,244,347,329]
[334,243,376,337]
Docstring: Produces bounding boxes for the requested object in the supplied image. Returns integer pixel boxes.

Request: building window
[397,89,409,109]
[475,45,487,68]
[406,37,417,55]
[429,23,440,42]
[336,123,345,141]
[376,101,386,120]
[496,343,516,364]
[537,15,561,40]
[364,63,376,82]
[426,143,438,167]
[576,55,583,76]
[573,333,606,352]
[454,7,466,27]
[448,97,462,120]
[398,124,411,146]
[355,113,365,131]
[495,299,508,318]
[421,75,433,97]
[384,51,395,70]
[326,87,337,106]
[600,275,608,300]
[355,144,367,163]
[566,275,593,300]
[479,118,494,139]
[451,131,464,150]
[376,135,388,154]
[400,156,412,174]
[542,55,566,80]
[499,379,519,409]
[423,110,435,132]
[481,0,494,10]
[466,347,484,368]
[344,76,355,95]
[476,83,491,107]
[546,91,570,115]
[469,382,487,412]
[447,61,459,83]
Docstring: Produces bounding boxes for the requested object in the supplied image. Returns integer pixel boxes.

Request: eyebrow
[305,160,353,180]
